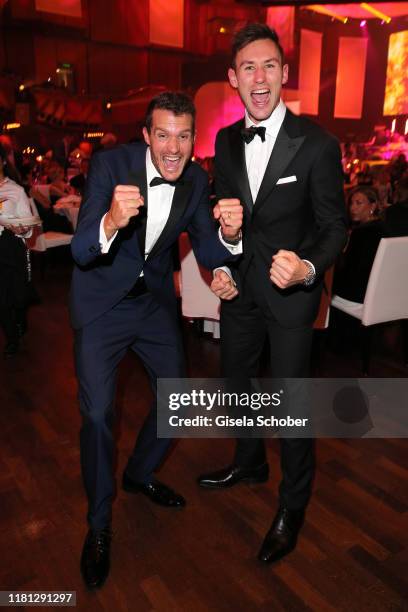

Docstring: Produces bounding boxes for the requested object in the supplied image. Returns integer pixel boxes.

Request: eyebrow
[154,127,192,134]
[239,57,280,68]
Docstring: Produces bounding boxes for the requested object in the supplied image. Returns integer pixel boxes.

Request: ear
[142,127,150,146]
[228,67,238,89]
[282,64,289,86]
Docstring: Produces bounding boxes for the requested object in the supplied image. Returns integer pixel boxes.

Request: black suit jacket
[215,109,347,327]
[333,221,384,303]
[70,143,236,329]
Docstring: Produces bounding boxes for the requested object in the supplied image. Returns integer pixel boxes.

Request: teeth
[252,89,269,95]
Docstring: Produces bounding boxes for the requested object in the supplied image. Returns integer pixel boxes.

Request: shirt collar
[245,99,286,137]
[146,147,159,186]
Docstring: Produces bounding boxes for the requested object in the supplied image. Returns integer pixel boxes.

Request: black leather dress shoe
[258,506,305,564]
[198,463,269,488]
[122,473,186,508]
[80,526,112,589]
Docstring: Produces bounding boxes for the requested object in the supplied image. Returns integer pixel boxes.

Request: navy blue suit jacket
[70,143,235,329]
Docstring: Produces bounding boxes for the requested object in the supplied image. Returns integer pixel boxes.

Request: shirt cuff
[218,227,243,254]
[302,259,316,275]
[99,213,118,253]
[213,266,236,286]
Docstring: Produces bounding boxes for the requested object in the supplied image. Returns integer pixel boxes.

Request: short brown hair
[145,91,196,133]
[231,23,285,69]
[349,186,379,206]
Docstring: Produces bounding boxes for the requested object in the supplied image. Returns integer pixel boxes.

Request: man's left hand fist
[213,198,243,241]
[270,249,309,289]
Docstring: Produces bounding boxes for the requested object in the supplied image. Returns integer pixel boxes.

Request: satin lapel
[254,126,305,214]
[147,179,193,260]
[229,121,253,214]
[127,168,148,256]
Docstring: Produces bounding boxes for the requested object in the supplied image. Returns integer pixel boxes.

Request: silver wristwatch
[302,260,316,286]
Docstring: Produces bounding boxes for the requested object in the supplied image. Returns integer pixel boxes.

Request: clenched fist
[211,269,238,301]
[270,249,309,289]
[213,198,243,241]
[104,185,144,239]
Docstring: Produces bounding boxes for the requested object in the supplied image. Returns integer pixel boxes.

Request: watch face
[303,263,316,286]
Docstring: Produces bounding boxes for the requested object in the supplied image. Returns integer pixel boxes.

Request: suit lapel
[254,112,305,214]
[127,168,148,256]
[147,178,193,260]
[229,121,253,214]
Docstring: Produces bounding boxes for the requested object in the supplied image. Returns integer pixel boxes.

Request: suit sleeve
[186,173,239,270]
[214,130,235,200]
[70,153,114,267]
[304,136,348,277]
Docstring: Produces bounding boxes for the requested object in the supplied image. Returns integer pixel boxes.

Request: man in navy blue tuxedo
[70,92,243,589]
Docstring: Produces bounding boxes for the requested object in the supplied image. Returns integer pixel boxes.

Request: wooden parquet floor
[0,261,407,611]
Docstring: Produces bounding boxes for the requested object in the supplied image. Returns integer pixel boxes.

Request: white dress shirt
[245,98,286,203]
[0,177,33,238]
[99,148,242,258]
[218,99,315,280]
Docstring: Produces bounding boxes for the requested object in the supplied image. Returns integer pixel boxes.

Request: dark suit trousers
[220,269,314,510]
[74,292,185,530]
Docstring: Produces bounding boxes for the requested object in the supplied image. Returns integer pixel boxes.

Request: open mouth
[251,89,270,107]
[162,155,182,173]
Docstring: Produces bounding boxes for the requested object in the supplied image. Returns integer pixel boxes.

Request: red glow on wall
[194,83,244,158]
[334,37,368,119]
[149,0,184,48]
[35,0,82,18]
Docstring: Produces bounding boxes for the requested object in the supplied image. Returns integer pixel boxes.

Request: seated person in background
[374,169,392,212]
[0,144,34,357]
[69,158,90,196]
[30,162,73,234]
[384,177,408,235]
[47,162,74,204]
[390,154,407,189]
[334,185,408,304]
[333,187,382,303]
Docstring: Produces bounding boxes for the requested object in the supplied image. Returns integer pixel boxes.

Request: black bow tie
[241,126,266,144]
[149,176,184,187]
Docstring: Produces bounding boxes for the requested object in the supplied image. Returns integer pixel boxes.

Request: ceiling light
[304,5,348,24]
[360,3,391,24]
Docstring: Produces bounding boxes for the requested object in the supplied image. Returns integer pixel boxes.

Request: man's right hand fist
[104,185,144,238]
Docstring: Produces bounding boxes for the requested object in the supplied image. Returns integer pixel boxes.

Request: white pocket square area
[276,175,297,185]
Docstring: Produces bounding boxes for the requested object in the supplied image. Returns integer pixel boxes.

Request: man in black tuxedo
[198,24,347,563]
[70,92,243,588]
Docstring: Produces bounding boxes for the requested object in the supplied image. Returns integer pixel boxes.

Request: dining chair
[331,237,408,374]
[28,198,73,275]
[178,232,221,338]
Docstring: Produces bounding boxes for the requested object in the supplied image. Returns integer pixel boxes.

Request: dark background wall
[1,0,407,141]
